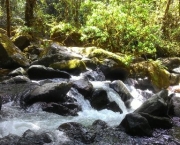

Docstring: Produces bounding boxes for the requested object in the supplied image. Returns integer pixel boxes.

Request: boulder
[92,119,108,130]
[88,49,130,69]
[119,113,153,136]
[0,33,29,68]
[8,67,26,77]
[0,134,20,145]
[42,102,81,116]
[160,57,180,71]
[32,43,82,67]
[71,78,93,99]
[12,35,31,51]
[110,80,133,108]
[170,96,180,117]
[17,129,53,145]
[58,122,96,144]
[90,89,123,113]
[0,96,2,110]
[82,57,98,70]
[83,68,106,81]
[22,82,72,106]
[98,59,129,81]
[27,65,70,80]
[134,90,169,116]
[2,75,31,84]
[131,61,170,89]
[50,59,86,75]
[140,113,173,129]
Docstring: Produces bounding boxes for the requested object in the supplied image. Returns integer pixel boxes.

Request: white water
[0,79,147,138]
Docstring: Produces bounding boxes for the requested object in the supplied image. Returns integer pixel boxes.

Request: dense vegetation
[1,0,180,59]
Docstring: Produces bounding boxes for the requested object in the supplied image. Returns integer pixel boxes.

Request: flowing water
[0,73,157,139]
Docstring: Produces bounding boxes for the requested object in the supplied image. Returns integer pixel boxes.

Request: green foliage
[80,1,161,57]
[0,6,3,16]
[1,0,180,58]
[50,22,76,36]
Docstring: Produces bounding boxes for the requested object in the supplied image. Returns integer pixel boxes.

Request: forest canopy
[1,0,180,59]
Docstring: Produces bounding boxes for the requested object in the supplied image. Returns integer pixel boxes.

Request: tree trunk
[162,0,172,39]
[25,0,36,27]
[6,0,10,37]
[179,0,180,16]
[164,0,171,18]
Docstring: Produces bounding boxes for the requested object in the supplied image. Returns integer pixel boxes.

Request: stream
[0,75,148,137]
[0,69,180,144]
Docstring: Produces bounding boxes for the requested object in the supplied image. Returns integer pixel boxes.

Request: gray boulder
[90,89,123,113]
[119,113,153,136]
[140,112,172,129]
[71,78,93,100]
[27,65,70,80]
[110,80,133,108]
[170,96,180,117]
[22,82,72,105]
[134,90,169,116]
[8,67,26,77]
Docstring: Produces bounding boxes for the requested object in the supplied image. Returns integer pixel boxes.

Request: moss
[88,48,133,68]
[131,60,170,89]
[0,33,29,67]
[50,59,86,73]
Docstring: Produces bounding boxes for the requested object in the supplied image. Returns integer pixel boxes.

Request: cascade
[0,72,148,138]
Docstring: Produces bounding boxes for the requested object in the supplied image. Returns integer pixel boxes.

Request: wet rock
[110,80,133,108]
[0,134,20,145]
[82,57,98,70]
[169,73,180,85]
[27,65,70,80]
[92,120,109,130]
[0,33,29,68]
[12,35,31,51]
[102,67,129,81]
[2,75,30,84]
[90,89,123,113]
[140,113,173,129]
[58,122,96,144]
[131,61,170,89]
[127,77,155,91]
[99,58,129,81]
[0,82,38,104]
[0,96,1,110]
[17,129,53,145]
[170,96,180,117]
[71,78,93,99]
[32,43,82,67]
[50,59,86,75]
[43,102,81,116]
[8,67,26,77]
[134,90,169,116]
[83,69,106,81]
[160,57,180,71]
[119,113,153,136]
[22,82,72,106]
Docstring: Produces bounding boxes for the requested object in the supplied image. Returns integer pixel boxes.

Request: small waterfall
[0,76,151,138]
[91,81,128,114]
[67,87,92,110]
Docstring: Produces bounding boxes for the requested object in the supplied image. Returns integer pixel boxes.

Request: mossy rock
[0,33,30,68]
[88,48,132,68]
[131,61,170,89]
[50,59,86,75]
[12,35,31,51]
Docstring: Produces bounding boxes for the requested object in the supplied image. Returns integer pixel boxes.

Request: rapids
[0,77,149,138]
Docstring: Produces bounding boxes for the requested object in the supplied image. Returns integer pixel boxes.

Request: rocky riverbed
[1,32,180,144]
